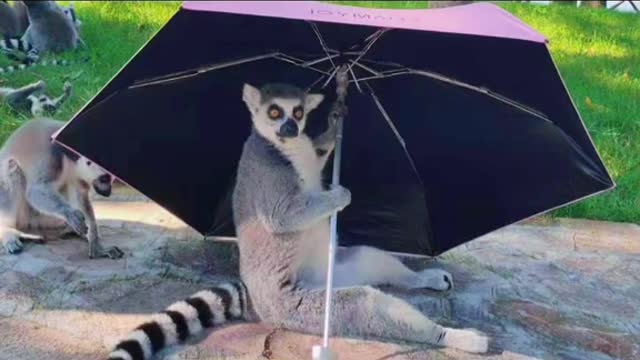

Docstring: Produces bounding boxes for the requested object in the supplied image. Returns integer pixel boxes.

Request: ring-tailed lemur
[0,1,80,42]
[106,83,488,360]
[0,0,27,38]
[0,118,124,259]
[0,79,72,116]
[0,1,84,71]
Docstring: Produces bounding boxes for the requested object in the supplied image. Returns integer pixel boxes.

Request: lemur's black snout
[278,119,299,138]
[98,174,112,183]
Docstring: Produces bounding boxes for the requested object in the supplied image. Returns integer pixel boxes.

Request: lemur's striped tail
[0,37,34,54]
[107,280,248,360]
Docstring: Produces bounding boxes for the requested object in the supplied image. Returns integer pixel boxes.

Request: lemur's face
[62,4,82,28]
[75,157,113,197]
[242,83,324,142]
[31,96,57,117]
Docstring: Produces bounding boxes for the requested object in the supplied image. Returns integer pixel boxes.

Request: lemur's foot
[414,268,453,291]
[441,328,489,354]
[3,236,23,254]
[105,246,125,259]
[89,242,124,259]
[18,232,45,244]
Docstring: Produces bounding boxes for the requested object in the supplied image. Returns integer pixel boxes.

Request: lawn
[0,1,638,223]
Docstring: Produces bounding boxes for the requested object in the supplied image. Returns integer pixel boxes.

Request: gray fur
[259,83,307,103]
[0,1,82,69]
[233,83,488,353]
[0,79,72,116]
[0,0,25,37]
[0,1,78,38]
[22,0,79,53]
[0,118,123,259]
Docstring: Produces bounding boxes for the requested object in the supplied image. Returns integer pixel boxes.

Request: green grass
[0,1,181,142]
[495,3,640,222]
[1,1,638,223]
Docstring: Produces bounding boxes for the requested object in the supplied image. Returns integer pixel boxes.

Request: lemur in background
[0,118,124,259]
[0,0,28,38]
[0,1,83,70]
[106,83,488,360]
[0,79,72,116]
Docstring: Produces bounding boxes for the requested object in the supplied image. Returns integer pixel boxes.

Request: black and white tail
[0,37,35,54]
[0,37,38,63]
[107,280,248,360]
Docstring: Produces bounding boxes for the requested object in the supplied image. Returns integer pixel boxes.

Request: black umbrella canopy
[54,2,614,256]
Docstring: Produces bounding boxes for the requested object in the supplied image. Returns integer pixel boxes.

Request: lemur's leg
[264,186,350,234]
[279,286,488,354]
[49,81,72,109]
[2,80,45,108]
[0,166,21,253]
[331,246,453,291]
[69,184,123,259]
[0,159,43,253]
[25,182,88,238]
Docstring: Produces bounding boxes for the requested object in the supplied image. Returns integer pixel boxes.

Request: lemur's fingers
[3,236,23,254]
[106,246,125,259]
[6,158,20,173]
[89,243,124,260]
[329,184,351,210]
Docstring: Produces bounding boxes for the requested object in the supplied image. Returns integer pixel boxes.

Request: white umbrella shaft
[313,65,349,360]
[322,116,343,348]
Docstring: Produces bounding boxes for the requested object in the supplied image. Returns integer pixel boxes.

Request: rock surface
[0,186,638,360]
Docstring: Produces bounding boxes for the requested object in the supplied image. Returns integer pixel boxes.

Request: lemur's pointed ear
[242,83,261,115]
[305,93,324,112]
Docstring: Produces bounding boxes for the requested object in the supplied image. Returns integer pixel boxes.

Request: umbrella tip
[312,345,338,360]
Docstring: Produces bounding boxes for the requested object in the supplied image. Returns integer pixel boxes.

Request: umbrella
[52,1,614,357]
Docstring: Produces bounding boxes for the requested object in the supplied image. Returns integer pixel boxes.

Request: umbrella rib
[307,21,338,72]
[322,66,340,89]
[347,29,389,74]
[301,54,341,67]
[365,82,425,186]
[129,52,284,88]
[273,54,331,75]
[353,68,551,123]
[351,61,383,77]
[306,73,329,92]
[347,62,363,93]
[410,68,552,123]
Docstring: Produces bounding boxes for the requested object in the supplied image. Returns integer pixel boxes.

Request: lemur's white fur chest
[276,134,331,284]
[278,135,323,191]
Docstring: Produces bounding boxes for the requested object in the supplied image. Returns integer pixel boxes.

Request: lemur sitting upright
[0,79,72,116]
[106,83,488,360]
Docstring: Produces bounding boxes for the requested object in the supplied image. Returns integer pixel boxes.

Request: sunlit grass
[0,1,180,143]
[0,1,638,223]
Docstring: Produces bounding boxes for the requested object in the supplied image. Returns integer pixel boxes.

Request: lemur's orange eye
[293,106,304,120]
[268,105,282,120]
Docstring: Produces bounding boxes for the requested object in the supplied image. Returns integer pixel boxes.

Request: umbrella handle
[313,65,349,360]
